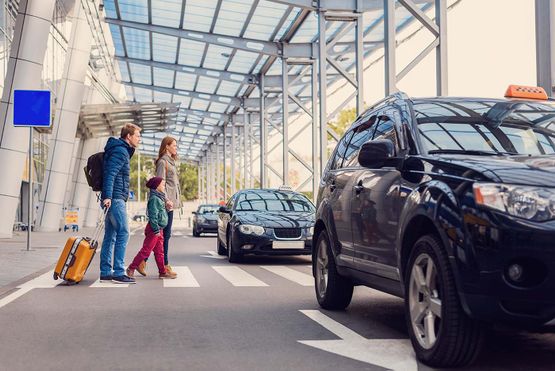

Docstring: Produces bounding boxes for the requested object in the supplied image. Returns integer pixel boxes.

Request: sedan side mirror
[219,206,231,214]
[358,139,397,169]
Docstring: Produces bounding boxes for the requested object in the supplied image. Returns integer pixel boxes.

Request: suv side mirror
[192,211,197,215]
[218,206,231,214]
[358,139,396,169]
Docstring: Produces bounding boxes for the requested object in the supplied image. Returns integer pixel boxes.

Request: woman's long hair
[157,136,177,165]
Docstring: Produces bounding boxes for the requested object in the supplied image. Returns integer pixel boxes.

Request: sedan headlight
[238,224,265,236]
[473,183,555,221]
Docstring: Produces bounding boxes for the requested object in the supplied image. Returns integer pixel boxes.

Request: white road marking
[0,271,60,309]
[260,266,314,286]
[163,266,200,287]
[200,251,226,260]
[212,266,268,287]
[299,310,417,371]
[90,279,129,288]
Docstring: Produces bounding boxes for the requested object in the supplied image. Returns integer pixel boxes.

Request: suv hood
[426,154,555,187]
[236,211,314,228]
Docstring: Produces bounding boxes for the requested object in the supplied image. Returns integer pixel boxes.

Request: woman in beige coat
[137,136,182,276]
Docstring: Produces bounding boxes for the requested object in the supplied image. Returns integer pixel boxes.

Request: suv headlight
[307,226,314,235]
[473,183,555,221]
[238,224,265,235]
[197,216,205,223]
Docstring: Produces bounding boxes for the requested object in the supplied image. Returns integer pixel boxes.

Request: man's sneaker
[99,275,112,282]
[159,271,177,279]
[112,275,136,284]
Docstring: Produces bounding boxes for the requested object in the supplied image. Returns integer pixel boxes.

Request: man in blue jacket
[100,123,141,284]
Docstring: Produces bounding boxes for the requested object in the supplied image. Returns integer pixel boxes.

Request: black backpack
[84,152,104,192]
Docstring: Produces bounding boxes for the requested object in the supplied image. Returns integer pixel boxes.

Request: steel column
[384,0,397,95]
[259,74,267,188]
[311,61,319,203]
[536,0,555,96]
[216,138,221,201]
[318,10,328,175]
[282,58,290,185]
[435,0,448,95]
[355,12,365,114]
[231,123,236,195]
[223,125,228,199]
[243,111,249,189]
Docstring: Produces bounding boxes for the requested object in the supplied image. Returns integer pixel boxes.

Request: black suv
[313,90,555,367]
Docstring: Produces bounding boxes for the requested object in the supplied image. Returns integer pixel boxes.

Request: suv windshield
[198,205,219,214]
[414,99,555,156]
[235,191,315,212]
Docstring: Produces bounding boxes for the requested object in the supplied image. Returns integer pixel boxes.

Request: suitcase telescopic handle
[90,207,109,246]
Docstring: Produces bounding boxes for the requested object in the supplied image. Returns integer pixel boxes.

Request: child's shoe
[159,271,177,279]
[137,261,147,276]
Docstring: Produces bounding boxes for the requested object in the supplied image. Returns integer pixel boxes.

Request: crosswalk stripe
[212,266,268,287]
[260,266,314,286]
[90,279,129,288]
[163,266,200,287]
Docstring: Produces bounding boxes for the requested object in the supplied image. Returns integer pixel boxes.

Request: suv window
[373,113,398,146]
[343,115,378,167]
[328,130,354,170]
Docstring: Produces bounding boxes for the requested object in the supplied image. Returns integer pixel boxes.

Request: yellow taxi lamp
[505,85,548,100]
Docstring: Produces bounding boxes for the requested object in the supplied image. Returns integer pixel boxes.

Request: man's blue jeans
[100,199,129,277]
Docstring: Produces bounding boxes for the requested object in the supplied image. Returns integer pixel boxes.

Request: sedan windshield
[414,99,555,156]
[198,205,219,214]
[235,191,315,212]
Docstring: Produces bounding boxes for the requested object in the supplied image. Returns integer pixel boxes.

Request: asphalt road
[0,225,554,371]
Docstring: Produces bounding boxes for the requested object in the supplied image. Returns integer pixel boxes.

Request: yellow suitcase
[53,209,107,284]
[53,237,97,284]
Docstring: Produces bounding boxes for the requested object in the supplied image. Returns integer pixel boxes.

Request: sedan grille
[274,228,301,239]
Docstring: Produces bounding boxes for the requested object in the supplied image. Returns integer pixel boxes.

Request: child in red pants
[127,177,177,279]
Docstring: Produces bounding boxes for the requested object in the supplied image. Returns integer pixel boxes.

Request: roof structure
[103,0,439,161]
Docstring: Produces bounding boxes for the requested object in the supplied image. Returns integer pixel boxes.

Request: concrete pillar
[37,1,92,231]
[0,0,56,238]
[71,137,101,228]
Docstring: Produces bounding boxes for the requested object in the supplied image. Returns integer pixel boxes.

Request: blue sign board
[13,90,51,127]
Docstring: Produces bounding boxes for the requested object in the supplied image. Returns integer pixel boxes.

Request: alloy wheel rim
[409,253,442,350]
[316,238,329,298]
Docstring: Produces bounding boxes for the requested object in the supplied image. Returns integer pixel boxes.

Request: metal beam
[282,58,289,185]
[116,56,255,85]
[398,0,439,36]
[267,0,432,12]
[106,18,314,58]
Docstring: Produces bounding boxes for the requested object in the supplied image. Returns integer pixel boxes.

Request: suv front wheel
[314,230,354,310]
[405,234,484,368]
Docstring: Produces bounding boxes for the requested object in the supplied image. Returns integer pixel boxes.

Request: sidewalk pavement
[0,227,95,290]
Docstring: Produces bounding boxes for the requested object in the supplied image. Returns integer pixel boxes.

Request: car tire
[217,237,227,255]
[313,230,353,310]
[193,227,200,237]
[227,230,242,263]
[405,234,485,368]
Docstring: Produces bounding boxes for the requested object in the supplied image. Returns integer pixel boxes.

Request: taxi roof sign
[505,85,548,100]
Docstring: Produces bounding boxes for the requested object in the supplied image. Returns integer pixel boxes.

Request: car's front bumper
[195,221,218,232]
[232,229,313,256]
[458,209,555,327]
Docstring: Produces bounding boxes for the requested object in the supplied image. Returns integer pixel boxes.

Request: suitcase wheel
[53,272,59,280]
